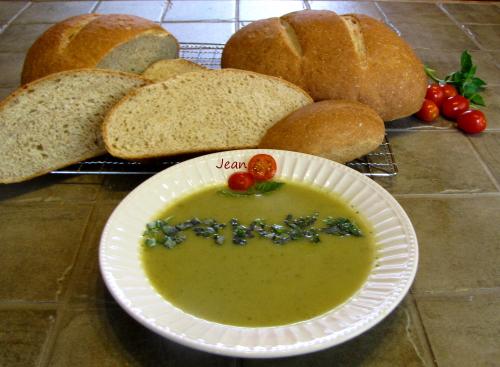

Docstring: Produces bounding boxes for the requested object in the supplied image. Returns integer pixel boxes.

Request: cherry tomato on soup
[228,172,255,191]
[457,110,487,134]
[441,95,470,120]
[416,99,439,122]
[441,84,458,99]
[248,154,277,181]
[425,83,445,107]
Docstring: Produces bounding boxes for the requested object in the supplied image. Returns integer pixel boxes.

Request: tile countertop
[0,1,499,366]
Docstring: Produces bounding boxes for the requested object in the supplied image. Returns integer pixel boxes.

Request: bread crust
[21,14,178,84]
[0,69,151,184]
[259,100,385,163]
[222,10,426,121]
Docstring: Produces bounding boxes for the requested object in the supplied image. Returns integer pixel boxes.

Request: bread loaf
[222,10,427,121]
[259,100,385,163]
[143,59,207,82]
[21,14,179,84]
[102,69,313,159]
[0,69,149,183]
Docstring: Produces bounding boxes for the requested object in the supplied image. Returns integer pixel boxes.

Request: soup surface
[141,181,375,327]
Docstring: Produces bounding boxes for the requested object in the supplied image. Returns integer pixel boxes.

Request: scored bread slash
[0,69,150,184]
[102,69,313,160]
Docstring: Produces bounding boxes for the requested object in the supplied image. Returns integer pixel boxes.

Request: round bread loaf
[21,14,179,84]
[259,100,385,163]
[222,10,427,121]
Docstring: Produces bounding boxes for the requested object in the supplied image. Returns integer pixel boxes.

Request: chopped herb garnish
[142,213,364,249]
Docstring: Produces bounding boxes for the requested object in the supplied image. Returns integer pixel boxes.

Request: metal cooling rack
[51,43,398,178]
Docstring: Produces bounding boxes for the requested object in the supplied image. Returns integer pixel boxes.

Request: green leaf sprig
[217,181,284,197]
[424,50,487,106]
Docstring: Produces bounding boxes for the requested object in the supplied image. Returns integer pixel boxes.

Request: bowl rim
[99,149,418,358]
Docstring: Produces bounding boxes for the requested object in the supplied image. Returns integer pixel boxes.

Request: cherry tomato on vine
[248,154,277,181]
[457,110,487,134]
[228,172,255,191]
[425,83,445,107]
[416,99,439,122]
[440,84,458,99]
[441,95,470,120]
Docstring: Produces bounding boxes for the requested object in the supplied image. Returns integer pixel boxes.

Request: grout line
[407,295,439,367]
[0,1,32,35]
[374,2,402,36]
[160,0,172,23]
[465,135,500,192]
[36,202,98,367]
[394,192,500,199]
[235,0,240,31]
[412,287,500,299]
[90,0,101,14]
[437,2,483,50]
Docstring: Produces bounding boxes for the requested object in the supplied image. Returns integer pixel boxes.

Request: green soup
[141,181,375,327]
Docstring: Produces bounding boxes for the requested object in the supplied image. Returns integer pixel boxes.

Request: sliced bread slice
[102,69,313,159]
[142,59,207,82]
[0,69,149,184]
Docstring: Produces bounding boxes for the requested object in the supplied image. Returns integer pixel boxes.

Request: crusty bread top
[21,14,176,84]
[142,58,207,82]
[259,100,385,163]
[222,10,427,121]
[102,68,313,159]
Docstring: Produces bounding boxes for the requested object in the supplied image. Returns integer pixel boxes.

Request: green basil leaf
[462,82,480,98]
[470,94,486,106]
[255,181,284,194]
[424,65,444,83]
[461,50,473,73]
[471,77,487,87]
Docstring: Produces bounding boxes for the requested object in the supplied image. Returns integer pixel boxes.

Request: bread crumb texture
[103,69,312,159]
[0,70,147,183]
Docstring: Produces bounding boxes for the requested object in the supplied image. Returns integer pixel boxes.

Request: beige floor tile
[0,23,52,52]
[0,87,15,100]
[394,23,478,51]
[467,24,500,51]
[397,196,500,293]
[243,298,431,367]
[0,309,56,367]
[13,1,97,24]
[94,1,165,22]
[47,305,237,366]
[0,202,93,302]
[239,0,306,21]
[0,1,29,24]
[67,203,120,305]
[479,86,500,130]
[309,1,383,20]
[0,52,25,87]
[470,132,500,185]
[379,2,452,24]
[414,49,500,86]
[163,0,236,21]
[416,292,500,367]
[444,3,500,25]
[375,131,497,194]
[162,22,235,43]
[0,176,100,203]
[99,175,149,202]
